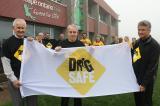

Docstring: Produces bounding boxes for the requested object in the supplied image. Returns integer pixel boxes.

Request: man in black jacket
[1,18,37,106]
[132,20,160,106]
[55,24,84,106]
[42,32,58,50]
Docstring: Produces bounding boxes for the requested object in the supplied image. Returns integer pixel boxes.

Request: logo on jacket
[46,42,53,49]
[14,45,24,61]
[133,47,141,63]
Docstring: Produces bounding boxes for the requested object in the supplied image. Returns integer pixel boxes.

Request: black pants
[134,82,154,106]
[8,80,38,106]
[61,97,82,106]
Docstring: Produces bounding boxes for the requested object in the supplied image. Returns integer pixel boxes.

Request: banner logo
[57,48,105,95]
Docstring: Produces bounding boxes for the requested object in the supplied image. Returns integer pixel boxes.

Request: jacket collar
[140,35,152,45]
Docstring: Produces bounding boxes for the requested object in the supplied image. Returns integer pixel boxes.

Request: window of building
[111,17,117,27]
[35,23,50,35]
[26,22,34,36]
[52,26,65,40]
[88,0,97,19]
[0,17,13,41]
[99,8,109,24]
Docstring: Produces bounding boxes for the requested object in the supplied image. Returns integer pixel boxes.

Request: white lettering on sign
[69,71,95,84]
[33,9,59,19]
[24,0,61,13]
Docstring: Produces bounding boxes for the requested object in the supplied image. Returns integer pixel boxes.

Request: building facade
[65,0,119,44]
[0,0,67,42]
[0,0,118,44]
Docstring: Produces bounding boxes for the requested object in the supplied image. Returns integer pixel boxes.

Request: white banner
[20,40,139,98]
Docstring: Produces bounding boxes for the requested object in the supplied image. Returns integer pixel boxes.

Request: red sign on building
[0,0,67,27]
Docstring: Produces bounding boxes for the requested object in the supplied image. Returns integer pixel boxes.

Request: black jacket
[42,39,58,49]
[132,36,160,87]
[2,35,24,78]
[58,39,84,48]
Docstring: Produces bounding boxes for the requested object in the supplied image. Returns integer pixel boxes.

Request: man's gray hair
[38,32,44,36]
[138,20,151,29]
[67,24,78,31]
[13,18,27,27]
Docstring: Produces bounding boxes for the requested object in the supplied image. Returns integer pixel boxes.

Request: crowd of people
[79,33,137,47]
[0,18,160,106]
[6,23,135,49]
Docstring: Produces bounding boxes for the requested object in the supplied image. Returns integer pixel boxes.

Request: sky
[105,0,160,42]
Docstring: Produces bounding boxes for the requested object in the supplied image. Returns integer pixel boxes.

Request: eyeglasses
[69,31,77,34]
